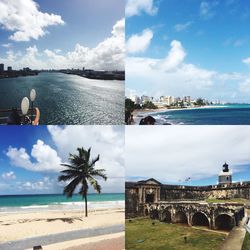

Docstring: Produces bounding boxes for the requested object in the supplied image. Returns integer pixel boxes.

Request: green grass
[242,233,250,250]
[126,218,226,250]
[206,198,249,203]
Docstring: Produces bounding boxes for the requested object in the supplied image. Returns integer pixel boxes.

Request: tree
[58,147,107,217]
[125,98,136,124]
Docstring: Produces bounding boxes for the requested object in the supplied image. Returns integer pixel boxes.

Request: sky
[126,0,250,103]
[126,126,250,186]
[0,0,125,70]
[0,126,124,195]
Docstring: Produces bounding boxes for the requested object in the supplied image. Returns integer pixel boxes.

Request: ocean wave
[0,200,125,214]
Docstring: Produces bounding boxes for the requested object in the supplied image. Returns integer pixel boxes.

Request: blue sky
[126,0,250,103]
[0,0,124,70]
[126,126,250,186]
[0,126,124,195]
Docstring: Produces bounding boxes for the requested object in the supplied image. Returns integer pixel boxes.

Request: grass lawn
[126,218,226,250]
[206,198,249,203]
[242,233,250,250]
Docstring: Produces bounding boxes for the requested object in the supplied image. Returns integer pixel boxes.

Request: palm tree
[58,147,107,217]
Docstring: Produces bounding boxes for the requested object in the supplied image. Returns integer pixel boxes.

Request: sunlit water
[0,72,124,124]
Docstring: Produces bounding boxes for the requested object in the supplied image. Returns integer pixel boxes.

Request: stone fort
[126,163,249,230]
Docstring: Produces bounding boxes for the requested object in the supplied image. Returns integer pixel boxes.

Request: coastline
[0,207,124,243]
[132,105,229,125]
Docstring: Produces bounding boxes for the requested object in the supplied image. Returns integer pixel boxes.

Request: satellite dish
[21,97,30,115]
[30,89,36,102]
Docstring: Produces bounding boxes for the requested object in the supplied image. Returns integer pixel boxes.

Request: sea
[0,193,124,213]
[146,105,250,125]
[0,72,124,125]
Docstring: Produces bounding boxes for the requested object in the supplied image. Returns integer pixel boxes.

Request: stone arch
[150,209,159,220]
[192,212,210,227]
[175,211,188,224]
[215,214,234,230]
[161,210,172,223]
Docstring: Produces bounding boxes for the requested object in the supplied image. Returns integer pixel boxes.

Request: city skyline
[0,0,125,71]
[126,0,250,103]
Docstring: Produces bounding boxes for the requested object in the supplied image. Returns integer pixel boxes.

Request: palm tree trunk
[84,195,88,217]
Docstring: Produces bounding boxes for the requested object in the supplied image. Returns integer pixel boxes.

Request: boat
[0,89,40,125]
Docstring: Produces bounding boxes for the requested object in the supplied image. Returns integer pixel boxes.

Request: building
[160,96,175,106]
[0,63,4,72]
[218,162,232,184]
[7,66,12,72]
[141,95,152,104]
[126,162,249,230]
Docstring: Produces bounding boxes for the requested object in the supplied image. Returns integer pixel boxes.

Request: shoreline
[0,208,124,243]
[0,200,125,214]
[132,105,232,125]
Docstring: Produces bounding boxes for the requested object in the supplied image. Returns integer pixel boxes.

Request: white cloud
[174,21,193,32]
[127,29,153,54]
[47,126,125,193]
[0,19,125,71]
[200,1,218,20]
[126,0,158,17]
[6,139,62,172]
[0,0,64,42]
[2,171,16,180]
[243,57,250,65]
[155,40,187,71]
[239,78,250,93]
[126,126,250,183]
[126,39,250,102]
[2,43,11,48]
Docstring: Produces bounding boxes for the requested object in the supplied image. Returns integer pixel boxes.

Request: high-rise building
[7,66,12,72]
[0,63,4,72]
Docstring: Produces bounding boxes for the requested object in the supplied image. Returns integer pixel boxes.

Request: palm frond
[88,177,101,193]
[90,169,107,181]
[63,176,82,197]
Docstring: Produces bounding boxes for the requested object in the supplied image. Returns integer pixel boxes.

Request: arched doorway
[175,211,188,224]
[161,210,171,223]
[192,212,209,227]
[150,209,159,219]
[146,193,155,203]
[215,214,234,230]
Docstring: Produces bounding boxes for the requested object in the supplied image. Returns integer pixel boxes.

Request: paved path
[0,224,124,250]
[219,217,247,250]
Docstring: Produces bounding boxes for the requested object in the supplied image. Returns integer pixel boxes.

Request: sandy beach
[0,208,124,243]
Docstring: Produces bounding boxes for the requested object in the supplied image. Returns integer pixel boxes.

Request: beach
[0,208,124,243]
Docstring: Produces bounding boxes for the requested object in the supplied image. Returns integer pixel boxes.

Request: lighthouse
[218,162,232,184]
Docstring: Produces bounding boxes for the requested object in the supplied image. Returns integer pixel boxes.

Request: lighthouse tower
[218,162,232,184]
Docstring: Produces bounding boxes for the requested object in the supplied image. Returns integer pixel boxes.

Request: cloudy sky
[126,126,250,186]
[0,0,124,70]
[0,126,124,195]
[126,0,250,103]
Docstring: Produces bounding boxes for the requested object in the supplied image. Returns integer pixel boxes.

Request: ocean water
[150,105,250,125]
[0,72,124,125]
[0,193,124,213]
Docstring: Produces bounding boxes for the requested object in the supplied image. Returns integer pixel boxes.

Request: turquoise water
[150,104,250,125]
[0,72,124,125]
[0,193,124,207]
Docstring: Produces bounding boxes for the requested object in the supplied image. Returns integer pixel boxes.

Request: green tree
[58,147,107,217]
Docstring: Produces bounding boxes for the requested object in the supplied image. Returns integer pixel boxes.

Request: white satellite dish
[21,97,30,115]
[30,89,36,102]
